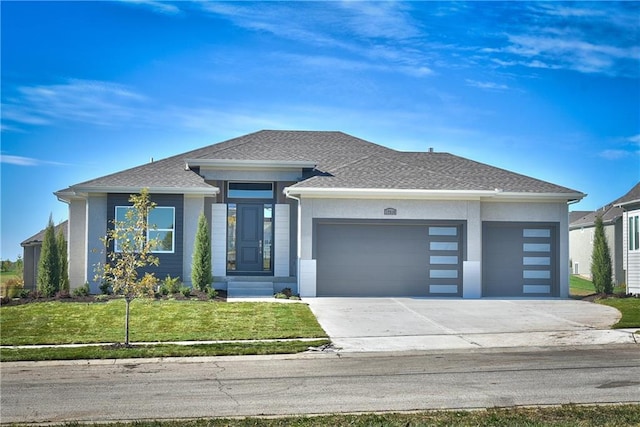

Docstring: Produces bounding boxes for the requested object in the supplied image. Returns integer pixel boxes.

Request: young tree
[95,189,160,346]
[37,215,60,297]
[591,215,613,294]
[57,226,69,292]
[191,212,213,292]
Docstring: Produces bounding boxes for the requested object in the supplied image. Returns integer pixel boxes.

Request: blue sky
[1,1,639,260]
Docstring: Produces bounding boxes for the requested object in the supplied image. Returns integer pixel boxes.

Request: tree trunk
[125,298,131,346]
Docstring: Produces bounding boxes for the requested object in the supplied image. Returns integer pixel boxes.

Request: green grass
[0,299,328,346]
[0,270,20,284]
[0,340,330,362]
[597,297,640,329]
[569,274,596,296]
[31,404,640,426]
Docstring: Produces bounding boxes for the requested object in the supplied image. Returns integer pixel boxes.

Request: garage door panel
[483,222,558,297]
[315,222,463,297]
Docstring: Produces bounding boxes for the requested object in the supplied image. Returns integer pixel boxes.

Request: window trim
[630,214,640,252]
[114,206,175,254]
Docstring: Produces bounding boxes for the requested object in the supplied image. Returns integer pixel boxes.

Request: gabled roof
[614,182,640,208]
[57,130,583,201]
[21,220,68,247]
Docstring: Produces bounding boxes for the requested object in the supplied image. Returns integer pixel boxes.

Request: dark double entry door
[235,203,271,273]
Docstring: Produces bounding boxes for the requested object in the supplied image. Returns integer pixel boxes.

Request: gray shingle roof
[21,220,68,247]
[614,182,640,207]
[58,130,582,197]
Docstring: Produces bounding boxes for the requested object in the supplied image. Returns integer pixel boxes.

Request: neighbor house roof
[21,220,69,247]
[56,130,584,201]
[614,182,640,208]
[569,205,623,229]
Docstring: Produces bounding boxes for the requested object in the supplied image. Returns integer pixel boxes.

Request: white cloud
[628,134,640,145]
[465,79,509,91]
[0,154,67,167]
[598,149,640,160]
[2,79,149,129]
[119,0,181,15]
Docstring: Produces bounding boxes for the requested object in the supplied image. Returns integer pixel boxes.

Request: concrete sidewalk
[306,297,639,352]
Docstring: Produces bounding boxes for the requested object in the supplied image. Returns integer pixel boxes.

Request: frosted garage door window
[429,227,457,236]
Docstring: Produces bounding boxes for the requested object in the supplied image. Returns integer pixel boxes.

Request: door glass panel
[523,243,550,252]
[523,257,550,265]
[227,203,237,271]
[429,226,457,236]
[430,269,458,279]
[523,270,551,279]
[430,256,458,264]
[523,228,550,238]
[263,204,273,271]
[430,241,458,251]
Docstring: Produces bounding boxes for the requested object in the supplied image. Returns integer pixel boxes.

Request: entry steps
[227,281,274,298]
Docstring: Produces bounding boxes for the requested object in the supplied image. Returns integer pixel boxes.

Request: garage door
[315,221,463,297]
[483,222,558,297]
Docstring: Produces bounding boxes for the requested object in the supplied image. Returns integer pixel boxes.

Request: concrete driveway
[306,298,637,352]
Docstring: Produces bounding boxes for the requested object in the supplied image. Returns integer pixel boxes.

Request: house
[55,130,584,298]
[615,182,640,294]
[569,204,624,284]
[21,220,68,291]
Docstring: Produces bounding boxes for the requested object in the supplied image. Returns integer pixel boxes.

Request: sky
[1,1,639,260]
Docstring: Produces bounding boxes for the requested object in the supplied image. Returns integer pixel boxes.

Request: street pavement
[2,345,639,423]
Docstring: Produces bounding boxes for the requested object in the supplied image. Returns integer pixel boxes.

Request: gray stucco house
[55,130,584,298]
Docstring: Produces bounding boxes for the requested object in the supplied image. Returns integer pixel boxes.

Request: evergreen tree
[37,215,60,297]
[191,212,213,292]
[591,215,613,294]
[57,226,69,292]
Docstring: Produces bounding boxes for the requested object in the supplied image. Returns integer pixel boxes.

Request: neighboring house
[615,182,640,295]
[569,204,624,284]
[21,220,68,291]
[55,130,584,298]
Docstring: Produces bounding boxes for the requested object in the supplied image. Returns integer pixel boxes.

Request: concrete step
[227,281,273,298]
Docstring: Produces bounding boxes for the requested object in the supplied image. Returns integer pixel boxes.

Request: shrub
[274,292,288,299]
[2,278,24,298]
[159,275,182,295]
[206,286,218,299]
[191,212,212,292]
[179,285,192,297]
[99,281,113,295]
[37,216,60,297]
[72,282,91,297]
[280,287,293,298]
[591,215,613,294]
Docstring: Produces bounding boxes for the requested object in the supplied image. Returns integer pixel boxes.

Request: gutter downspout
[284,188,303,294]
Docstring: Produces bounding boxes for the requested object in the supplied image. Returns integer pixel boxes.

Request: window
[114,206,175,253]
[630,215,640,251]
[228,182,274,199]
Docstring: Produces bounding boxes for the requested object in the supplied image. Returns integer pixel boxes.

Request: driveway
[306,298,637,352]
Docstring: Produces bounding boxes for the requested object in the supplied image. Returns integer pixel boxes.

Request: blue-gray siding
[107,193,184,282]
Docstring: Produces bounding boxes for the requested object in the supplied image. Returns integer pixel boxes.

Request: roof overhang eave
[186,158,317,170]
[615,198,640,208]
[55,186,220,202]
[284,186,586,202]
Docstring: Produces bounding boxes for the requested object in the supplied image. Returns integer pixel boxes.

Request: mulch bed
[0,289,227,306]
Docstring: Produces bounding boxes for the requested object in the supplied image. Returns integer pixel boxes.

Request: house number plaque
[384,207,397,216]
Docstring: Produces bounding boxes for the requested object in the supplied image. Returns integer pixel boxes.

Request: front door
[236,204,264,272]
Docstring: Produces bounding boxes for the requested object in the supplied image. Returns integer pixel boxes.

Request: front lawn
[0,299,327,346]
[597,297,640,329]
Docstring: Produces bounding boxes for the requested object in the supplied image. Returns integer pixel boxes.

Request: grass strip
[27,404,640,426]
[597,297,640,329]
[0,299,327,345]
[0,339,330,362]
